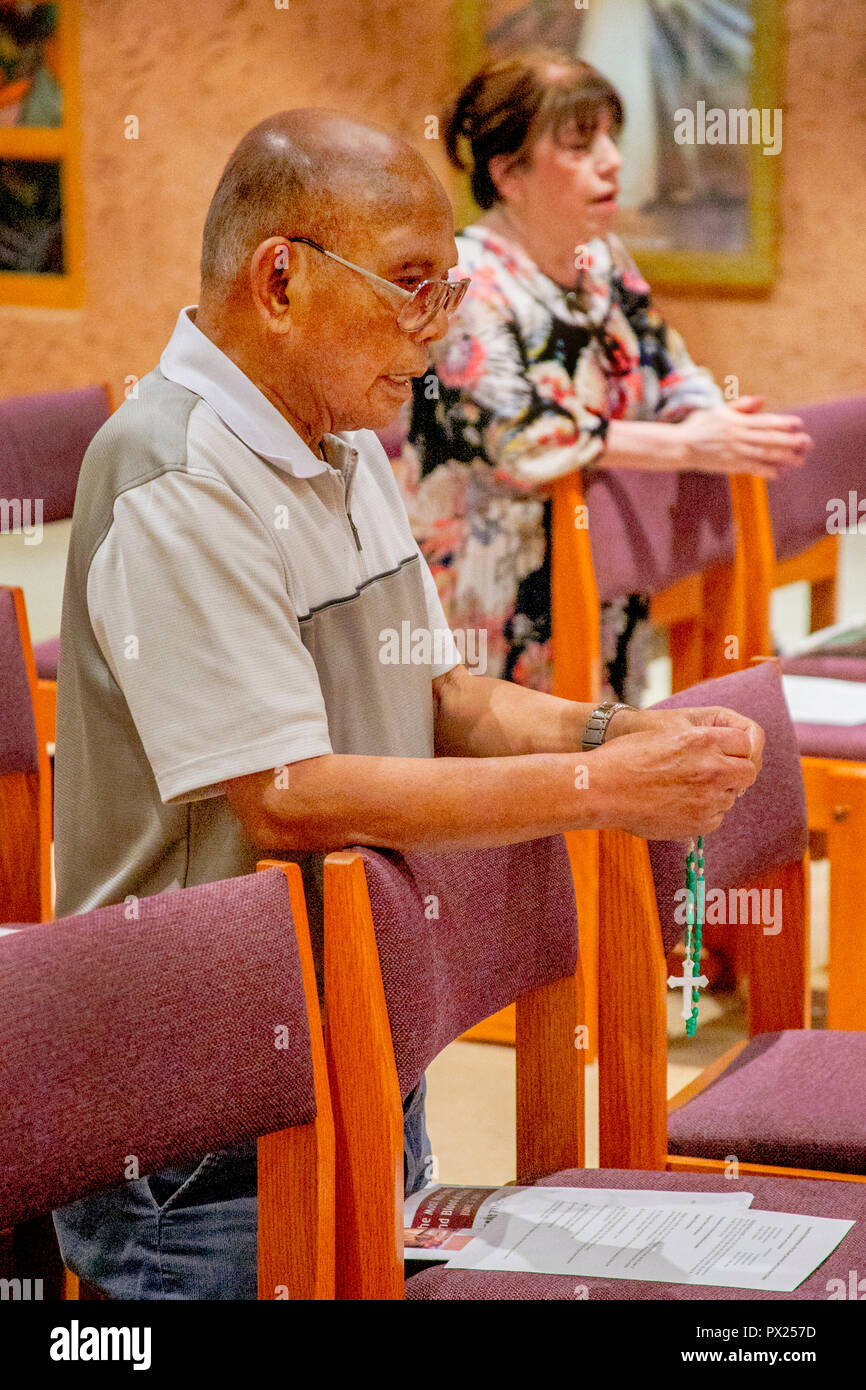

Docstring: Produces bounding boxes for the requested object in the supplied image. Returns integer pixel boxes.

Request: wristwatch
[581,701,634,752]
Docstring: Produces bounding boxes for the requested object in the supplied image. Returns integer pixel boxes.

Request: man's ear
[249,236,294,334]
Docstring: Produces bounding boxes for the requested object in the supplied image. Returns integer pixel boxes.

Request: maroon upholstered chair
[0,385,111,528]
[0,584,55,1294]
[768,397,866,629]
[724,406,866,1029]
[406,1168,866,1302]
[583,466,742,690]
[0,386,112,748]
[0,586,51,922]
[347,837,580,1109]
[593,661,866,1185]
[0,866,334,1300]
[768,647,866,1029]
[778,652,866,760]
[321,714,866,1298]
[781,653,866,683]
[585,467,735,603]
[322,835,583,1299]
[33,634,60,683]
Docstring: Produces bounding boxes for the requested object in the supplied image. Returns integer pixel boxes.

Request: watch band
[581,701,633,752]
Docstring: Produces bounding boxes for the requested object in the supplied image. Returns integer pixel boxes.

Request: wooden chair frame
[61,862,335,1300]
[1,586,53,923]
[728,474,866,1029]
[596,824,866,1185]
[321,849,585,1300]
[774,534,839,634]
[256,860,335,1299]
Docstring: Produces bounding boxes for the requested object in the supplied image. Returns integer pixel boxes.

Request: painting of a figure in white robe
[481,0,778,287]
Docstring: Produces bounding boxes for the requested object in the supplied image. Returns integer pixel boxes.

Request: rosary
[667,836,708,1037]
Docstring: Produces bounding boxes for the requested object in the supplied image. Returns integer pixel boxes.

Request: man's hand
[608,705,764,775]
[590,716,762,841]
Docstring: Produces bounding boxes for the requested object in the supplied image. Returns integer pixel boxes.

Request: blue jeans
[53,1078,431,1300]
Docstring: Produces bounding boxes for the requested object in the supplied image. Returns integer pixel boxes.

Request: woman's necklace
[481,207,585,295]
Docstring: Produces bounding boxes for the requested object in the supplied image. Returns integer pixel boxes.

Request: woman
[400,49,810,701]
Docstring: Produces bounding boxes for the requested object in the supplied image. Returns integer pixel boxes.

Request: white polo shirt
[53,306,461,917]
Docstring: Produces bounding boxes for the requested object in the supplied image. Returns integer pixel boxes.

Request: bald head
[199,108,450,297]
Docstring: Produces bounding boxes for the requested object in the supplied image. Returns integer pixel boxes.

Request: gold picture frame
[454,0,782,293]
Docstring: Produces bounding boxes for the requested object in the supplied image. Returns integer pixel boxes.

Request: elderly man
[51,109,761,1299]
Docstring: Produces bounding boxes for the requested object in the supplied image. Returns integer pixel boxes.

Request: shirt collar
[160,305,353,479]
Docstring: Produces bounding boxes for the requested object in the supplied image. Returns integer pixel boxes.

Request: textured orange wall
[0,0,463,401]
[0,0,863,407]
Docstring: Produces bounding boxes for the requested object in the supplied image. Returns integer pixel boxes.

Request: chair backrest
[584,468,736,602]
[721,400,866,668]
[0,864,334,1299]
[0,385,111,523]
[0,586,51,921]
[597,661,810,1171]
[768,397,866,562]
[550,467,747,704]
[551,474,601,701]
[320,835,584,1299]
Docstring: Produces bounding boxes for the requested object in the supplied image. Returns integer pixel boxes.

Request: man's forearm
[224,711,763,854]
[433,665,629,758]
[250,749,607,855]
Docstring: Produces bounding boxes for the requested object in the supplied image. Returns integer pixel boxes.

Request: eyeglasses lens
[397,280,468,332]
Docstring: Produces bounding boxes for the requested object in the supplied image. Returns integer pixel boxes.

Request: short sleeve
[87,469,333,804]
[416,543,463,678]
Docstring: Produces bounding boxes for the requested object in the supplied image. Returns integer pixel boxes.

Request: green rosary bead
[684,836,705,1037]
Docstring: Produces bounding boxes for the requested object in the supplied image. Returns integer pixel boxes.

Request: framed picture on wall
[0,1,83,307]
[457,0,782,292]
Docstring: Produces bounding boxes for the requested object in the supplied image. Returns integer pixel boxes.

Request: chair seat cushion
[405,1167,866,1300]
[33,636,59,681]
[794,719,866,760]
[779,654,866,758]
[668,1031,866,1173]
[782,654,866,682]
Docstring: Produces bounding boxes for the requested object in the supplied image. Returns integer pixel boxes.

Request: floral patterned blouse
[396,223,722,701]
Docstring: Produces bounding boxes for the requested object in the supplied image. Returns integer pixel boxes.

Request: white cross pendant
[667,955,709,1021]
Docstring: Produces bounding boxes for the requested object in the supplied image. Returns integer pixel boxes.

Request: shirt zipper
[332,465,363,552]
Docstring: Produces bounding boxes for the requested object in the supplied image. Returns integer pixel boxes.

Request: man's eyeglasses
[284,236,470,333]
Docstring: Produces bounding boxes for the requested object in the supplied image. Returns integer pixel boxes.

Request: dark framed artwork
[0,1,83,306]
